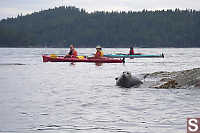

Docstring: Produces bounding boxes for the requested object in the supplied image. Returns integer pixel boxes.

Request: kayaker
[95,45,104,58]
[129,47,134,55]
[64,44,78,58]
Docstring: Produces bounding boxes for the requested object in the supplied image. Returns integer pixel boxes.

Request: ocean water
[0,48,200,133]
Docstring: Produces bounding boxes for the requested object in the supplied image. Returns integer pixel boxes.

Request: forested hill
[0,6,200,48]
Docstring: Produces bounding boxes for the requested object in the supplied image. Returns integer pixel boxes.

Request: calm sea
[0,48,200,133]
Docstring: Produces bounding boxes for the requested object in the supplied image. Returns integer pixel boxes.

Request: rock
[144,68,200,89]
[154,80,178,89]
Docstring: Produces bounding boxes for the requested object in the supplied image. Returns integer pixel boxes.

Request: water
[0,48,200,133]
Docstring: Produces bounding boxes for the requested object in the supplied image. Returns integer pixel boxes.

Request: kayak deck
[42,55,124,63]
[104,53,164,58]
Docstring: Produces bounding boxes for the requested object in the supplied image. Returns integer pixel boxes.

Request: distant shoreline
[0,46,200,48]
[1,6,200,48]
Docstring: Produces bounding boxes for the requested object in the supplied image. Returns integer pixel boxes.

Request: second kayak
[104,53,164,58]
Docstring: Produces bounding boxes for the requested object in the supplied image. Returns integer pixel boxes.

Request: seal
[115,71,143,88]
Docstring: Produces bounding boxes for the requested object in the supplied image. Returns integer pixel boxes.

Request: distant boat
[104,53,164,58]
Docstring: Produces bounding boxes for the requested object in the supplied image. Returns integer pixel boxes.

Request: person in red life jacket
[64,44,78,58]
[129,47,134,55]
[95,45,104,58]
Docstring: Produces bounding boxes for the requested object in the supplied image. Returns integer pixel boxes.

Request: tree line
[0,6,200,48]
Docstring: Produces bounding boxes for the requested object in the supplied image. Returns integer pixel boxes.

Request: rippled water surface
[0,48,200,133]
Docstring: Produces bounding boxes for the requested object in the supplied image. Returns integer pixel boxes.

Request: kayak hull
[42,55,123,63]
[104,53,164,58]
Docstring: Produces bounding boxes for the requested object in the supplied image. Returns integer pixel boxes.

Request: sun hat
[96,45,102,49]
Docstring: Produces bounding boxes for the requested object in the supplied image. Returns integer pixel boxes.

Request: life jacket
[95,50,104,58]
[68,49,78,57]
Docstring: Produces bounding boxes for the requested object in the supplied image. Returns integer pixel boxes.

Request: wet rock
[194,80,200,88]
[143,68,200,89]
[154,80,178,89]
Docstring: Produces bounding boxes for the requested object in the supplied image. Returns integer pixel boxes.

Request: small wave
[0,130,16,133]
[0,63,26,66]
[46,125,61,128]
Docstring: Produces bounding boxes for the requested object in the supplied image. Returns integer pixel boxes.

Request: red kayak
[42,55,124,63]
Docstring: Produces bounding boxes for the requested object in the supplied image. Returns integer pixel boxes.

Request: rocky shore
[141,68,200,89]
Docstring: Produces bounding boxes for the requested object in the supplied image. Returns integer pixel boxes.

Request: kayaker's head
[130,47,133,50]
[70,44,74,50]
[96,45,102,51]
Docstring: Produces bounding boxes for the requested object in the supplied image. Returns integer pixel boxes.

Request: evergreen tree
[0,6,199,47]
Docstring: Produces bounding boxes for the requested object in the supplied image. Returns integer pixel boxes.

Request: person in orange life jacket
[129,47,134,55]
[95,45,104,58]
[64,44,78,58]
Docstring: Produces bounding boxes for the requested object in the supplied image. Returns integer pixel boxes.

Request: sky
[0,0,200,19]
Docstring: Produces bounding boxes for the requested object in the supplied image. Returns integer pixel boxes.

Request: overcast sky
[1,0,200,19]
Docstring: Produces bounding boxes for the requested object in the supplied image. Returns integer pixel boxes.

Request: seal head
[116,71,143,88]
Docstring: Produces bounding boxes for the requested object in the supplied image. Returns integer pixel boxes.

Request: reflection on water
[95,62,103,66]
[0,48,200,133]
